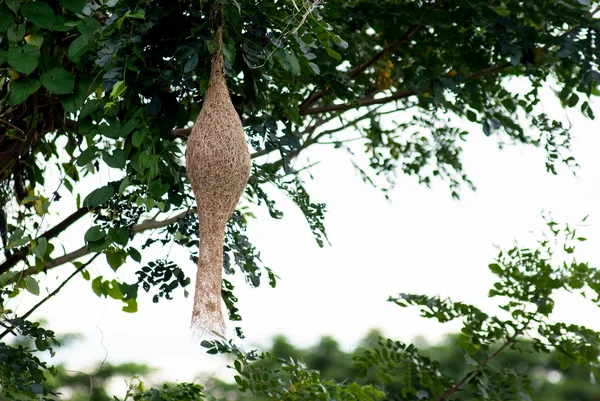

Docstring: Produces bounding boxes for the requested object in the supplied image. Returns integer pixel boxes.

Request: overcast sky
[6,82,600,388]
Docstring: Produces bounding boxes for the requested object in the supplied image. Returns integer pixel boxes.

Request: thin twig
[434,317,533,401]
[0,254,99,341]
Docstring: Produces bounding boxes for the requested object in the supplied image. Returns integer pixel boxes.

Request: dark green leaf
[61,81,89,113]
[83,185,114,207]
[127,247,142,263]
[466,110,477,122]
[174,45,194,61]
[67,35,89,60]
[132,130,146,147]
[84,226,106,242]
[183,53,198,73]
[79,99,98,118]
[40,68,75,94]
[223,43,235,63]
[6,22,26,44]
[59,0,86,13]
[76,145,98,166]
[0,4,12,32]
[52,15,74,32]
[6,0,20,14]
[103,149,126,169]
[120,119,137,137]
[567,93,579,108]
[21,2,56,29]
[109,227,129,247]
[7,44,40,74]
[9,78,41,105]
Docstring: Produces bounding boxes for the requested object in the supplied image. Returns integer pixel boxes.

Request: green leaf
[276,49,301,76]
[183,53,199,73]
[148,181,169,198]
[23,277,40,296]
[6,0,20,14]
[24,30,44,48]
[61,81,89,113]
[129,9,145,19]
[83,185,114,207]
[308,62,320,75]
[98,121,120,138]
[91,276,106,297]
[84,226,106,242]
[325,47,342,60]
[127,247,142,263]
[174,45,195,61]
[40,68,75,94]
[21,2,56,29]
[567,93,579,108]
[103,149,126,169]
[109,227,129,247]
[0,49,5,65]
[122,298,138,313]
[7,44,41,74]
[106,248,127,271]
[34,237,48,260]
[77,18,101,38]
[0,5,12,32]
[67,35,89,60]
[6,22,26,44]
[223,43,235,64]
[132,130,146,147]
[9,78,41,105]
[6,228,29,248]
[466,109,477,122]
[110,80,126,99]
[60,0,86,13]
[118,177,130,194]
[76,145,98,166]
[52,15,74,32]
[79,99,98,118]
[120,119,137,137]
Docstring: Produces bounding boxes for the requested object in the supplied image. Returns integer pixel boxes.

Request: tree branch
[302,89,418,115]
[298,25,424,115]
[302,61,513,116]
[0,206,93,275]
[131,209,193,233]
[11,209,196,281]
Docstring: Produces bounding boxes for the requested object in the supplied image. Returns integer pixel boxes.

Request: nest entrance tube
[185,25,251,337]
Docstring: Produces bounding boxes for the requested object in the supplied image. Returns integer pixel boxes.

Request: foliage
[1,0,600,399]
[201,217,600,401]
[2,217,600,400]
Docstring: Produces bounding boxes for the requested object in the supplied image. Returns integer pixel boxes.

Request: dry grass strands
[186,25,250,337]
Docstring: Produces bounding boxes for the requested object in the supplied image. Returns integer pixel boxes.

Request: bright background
[5,82,600,387]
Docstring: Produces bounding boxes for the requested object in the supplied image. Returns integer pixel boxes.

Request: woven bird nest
[185,25,251,336]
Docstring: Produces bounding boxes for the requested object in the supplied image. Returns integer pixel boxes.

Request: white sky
[5,82,600,389]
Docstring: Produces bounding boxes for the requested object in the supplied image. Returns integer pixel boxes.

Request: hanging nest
[185,25,251,336]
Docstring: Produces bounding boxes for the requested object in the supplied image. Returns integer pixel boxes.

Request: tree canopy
[1,0,600,399]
